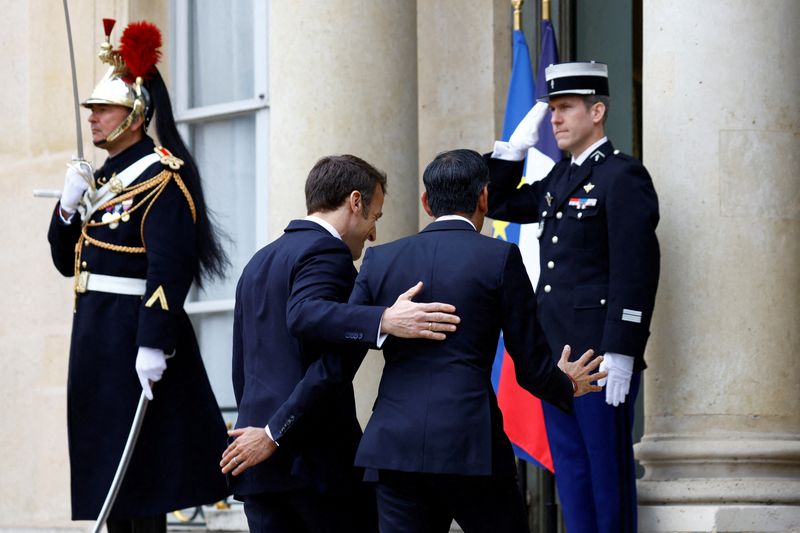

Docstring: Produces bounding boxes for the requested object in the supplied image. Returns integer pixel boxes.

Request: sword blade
[92,391,149,533]
[62,0,83,160]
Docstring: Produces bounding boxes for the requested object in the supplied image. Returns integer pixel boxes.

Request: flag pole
[512,0,523,31]
[542,0,551,21]
[510,1,529,523]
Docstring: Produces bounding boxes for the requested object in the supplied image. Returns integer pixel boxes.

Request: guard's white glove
[59,160,94,214]
[597,352,634,407]
[135,346,167,400]
[491,101,550,161]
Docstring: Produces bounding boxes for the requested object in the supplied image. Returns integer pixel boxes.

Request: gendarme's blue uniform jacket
[486,141,660,370]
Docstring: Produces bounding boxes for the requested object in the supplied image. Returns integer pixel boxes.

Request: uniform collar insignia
[590,150,605,162]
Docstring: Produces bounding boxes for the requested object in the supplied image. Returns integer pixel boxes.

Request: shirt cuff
[58,206,75,224]
[264,425,279,446]
[376,317,388,348]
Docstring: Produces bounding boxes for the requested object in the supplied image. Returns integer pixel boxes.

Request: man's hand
[380,281,460,341]
[221,427,278,476]
[135,346,167,401]
[557,345,608,397]
[59,160,93,216]
[492,102,550,161]
[597,352,634,406]
[509,101,549,153]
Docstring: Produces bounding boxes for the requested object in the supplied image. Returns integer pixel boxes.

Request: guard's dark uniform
[487,140,660,533]
[48,137,229,520]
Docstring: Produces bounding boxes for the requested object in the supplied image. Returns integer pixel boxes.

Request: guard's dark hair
[422,149,489,217]
[145,69,229,286]
[305,155,387,217]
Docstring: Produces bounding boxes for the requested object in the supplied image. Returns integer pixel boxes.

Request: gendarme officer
[486,61,660,533]
[47,19,229,532]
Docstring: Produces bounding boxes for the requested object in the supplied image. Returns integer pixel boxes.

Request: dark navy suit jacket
[230,220,384,497]
[349,219,574,478]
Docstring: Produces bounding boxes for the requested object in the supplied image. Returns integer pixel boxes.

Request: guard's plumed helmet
[82,19,162,144]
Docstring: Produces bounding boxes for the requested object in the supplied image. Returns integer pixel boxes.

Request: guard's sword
[63,0,84,161]
[92,391,150,533]
[61,0,95,193]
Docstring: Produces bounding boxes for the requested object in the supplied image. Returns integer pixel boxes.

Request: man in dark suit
[486,61,660,533]
[221,155,460,533]
[348,149,606,533]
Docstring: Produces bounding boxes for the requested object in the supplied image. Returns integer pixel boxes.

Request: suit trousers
[541,371,641,533]
[375,470,529,533]
[242,483,377,533]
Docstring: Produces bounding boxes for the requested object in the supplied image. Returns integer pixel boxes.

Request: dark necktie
[556,163,579,203]
[568,162,579,185]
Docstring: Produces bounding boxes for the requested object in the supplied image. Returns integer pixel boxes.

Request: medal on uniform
[119,199,133,222]
[102,208,120,229]
[568,197,598,210]
[583,183,595,193]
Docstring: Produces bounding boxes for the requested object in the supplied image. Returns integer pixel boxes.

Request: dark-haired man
[487,61,660,532]
[223,155,461,533]
[347,149,606,532]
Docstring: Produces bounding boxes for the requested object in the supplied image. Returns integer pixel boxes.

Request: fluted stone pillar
[270,1,419,423]
[636,2,800,531]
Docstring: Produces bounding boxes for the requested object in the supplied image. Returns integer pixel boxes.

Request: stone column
[417,0,511,229]
[269,1,418,423]
[0,1,167,528]
[637,2,800,531]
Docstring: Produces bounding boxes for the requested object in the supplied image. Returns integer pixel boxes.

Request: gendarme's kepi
[542,61,609,99]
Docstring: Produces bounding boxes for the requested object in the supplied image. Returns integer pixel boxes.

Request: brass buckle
[76,271,89,293]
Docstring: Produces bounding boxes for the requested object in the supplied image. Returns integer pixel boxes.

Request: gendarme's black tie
[556,163,579,204]
[568,162,579,186]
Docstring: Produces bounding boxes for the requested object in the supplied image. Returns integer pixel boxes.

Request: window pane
[189,0,255,107]
[189,115,257,301]
[191,311,236,409]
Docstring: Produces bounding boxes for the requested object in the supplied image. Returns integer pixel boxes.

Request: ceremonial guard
[47,20,229,531]
[487,62,660,532]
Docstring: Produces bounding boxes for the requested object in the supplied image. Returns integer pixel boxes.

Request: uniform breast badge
[583,183,595,193]
[568,197,598,210]
[545,192,553,206]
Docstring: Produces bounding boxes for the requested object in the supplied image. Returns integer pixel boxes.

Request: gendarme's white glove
[491,101,550,161]
[59,160,94,214]
[597,352,634,407]
[135,346,167,400]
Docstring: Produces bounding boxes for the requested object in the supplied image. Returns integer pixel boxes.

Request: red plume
[102,18,116,38]
[118,21,162,82]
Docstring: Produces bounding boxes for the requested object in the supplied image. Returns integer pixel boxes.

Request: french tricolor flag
[491,20,561,472]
